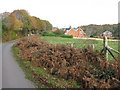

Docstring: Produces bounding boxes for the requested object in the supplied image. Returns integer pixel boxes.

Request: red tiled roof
[52,29,57,32]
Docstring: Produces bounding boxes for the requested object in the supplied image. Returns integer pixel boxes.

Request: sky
[118,2,120,23]
[0,0,119,28]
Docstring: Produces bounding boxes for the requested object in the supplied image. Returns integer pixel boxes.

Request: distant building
[52,29,58,32]
[65,27,85,38]
[102,31,112,37]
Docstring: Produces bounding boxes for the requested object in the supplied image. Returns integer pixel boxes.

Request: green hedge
[60,35,73,38]
[42,33,57,36]
[42,33,73,38]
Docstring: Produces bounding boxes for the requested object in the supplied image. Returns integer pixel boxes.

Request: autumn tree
[2,9,53,41]
[12,10,32,36]
[2,14,14,40]
[44,20,52,31]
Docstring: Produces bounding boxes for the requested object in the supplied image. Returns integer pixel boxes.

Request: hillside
[81,24,119,37]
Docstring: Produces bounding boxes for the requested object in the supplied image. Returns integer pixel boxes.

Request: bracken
[16,35,120,88]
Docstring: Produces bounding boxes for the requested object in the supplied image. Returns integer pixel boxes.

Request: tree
[2,14,15,40]
[12,10,32,36]
[81,24,119,37]
[44,20,52,31]
[2,9,53,41]
[53,29,64,35]
[13,17,23,30]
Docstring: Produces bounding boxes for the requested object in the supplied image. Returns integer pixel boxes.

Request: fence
[66,36,120,61]
[101,36,120,61]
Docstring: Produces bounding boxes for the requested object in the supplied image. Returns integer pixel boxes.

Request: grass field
[40,36,120,61]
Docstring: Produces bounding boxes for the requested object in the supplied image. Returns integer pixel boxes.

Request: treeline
[81,24,119,37]
[1,9,52,41]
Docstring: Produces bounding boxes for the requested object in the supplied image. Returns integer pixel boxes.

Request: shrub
[53,29,64,35]
[39,31,47,36]
[60,35,73,38]
[90,35,94,37]
[42,33,57,37]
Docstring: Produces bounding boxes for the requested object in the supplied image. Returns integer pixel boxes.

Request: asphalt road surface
[2,42,35,88]
[0,43,2,89]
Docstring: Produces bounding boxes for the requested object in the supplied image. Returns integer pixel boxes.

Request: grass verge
[12,44,81,88]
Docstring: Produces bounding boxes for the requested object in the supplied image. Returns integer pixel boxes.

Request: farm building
[52,29,58,32]
[65,27,85,38]
[102,31,112,37]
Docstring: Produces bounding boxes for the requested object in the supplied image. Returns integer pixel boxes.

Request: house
[51,27,59,32]
[52,29,58,32]
[102,31,112,37]
[65,27,85,38]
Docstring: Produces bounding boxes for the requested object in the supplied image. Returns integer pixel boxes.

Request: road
[0,43,2,89]
[2,42,35,88]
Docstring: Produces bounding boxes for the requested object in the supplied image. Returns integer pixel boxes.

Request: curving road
[2,42,35,88]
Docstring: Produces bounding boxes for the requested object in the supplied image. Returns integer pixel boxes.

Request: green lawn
[40,36,120,61]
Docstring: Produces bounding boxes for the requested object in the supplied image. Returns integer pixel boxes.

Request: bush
[39,31,47,35]
[90,35,94,37]
[42,33,73,38]
[2,31,19,41]
[43,33,57,37]
[60,35,73,38]
[53,29,64,35]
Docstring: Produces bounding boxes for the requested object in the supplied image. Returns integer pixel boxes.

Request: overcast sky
[118,2,120,23]
[0,0,119,28]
